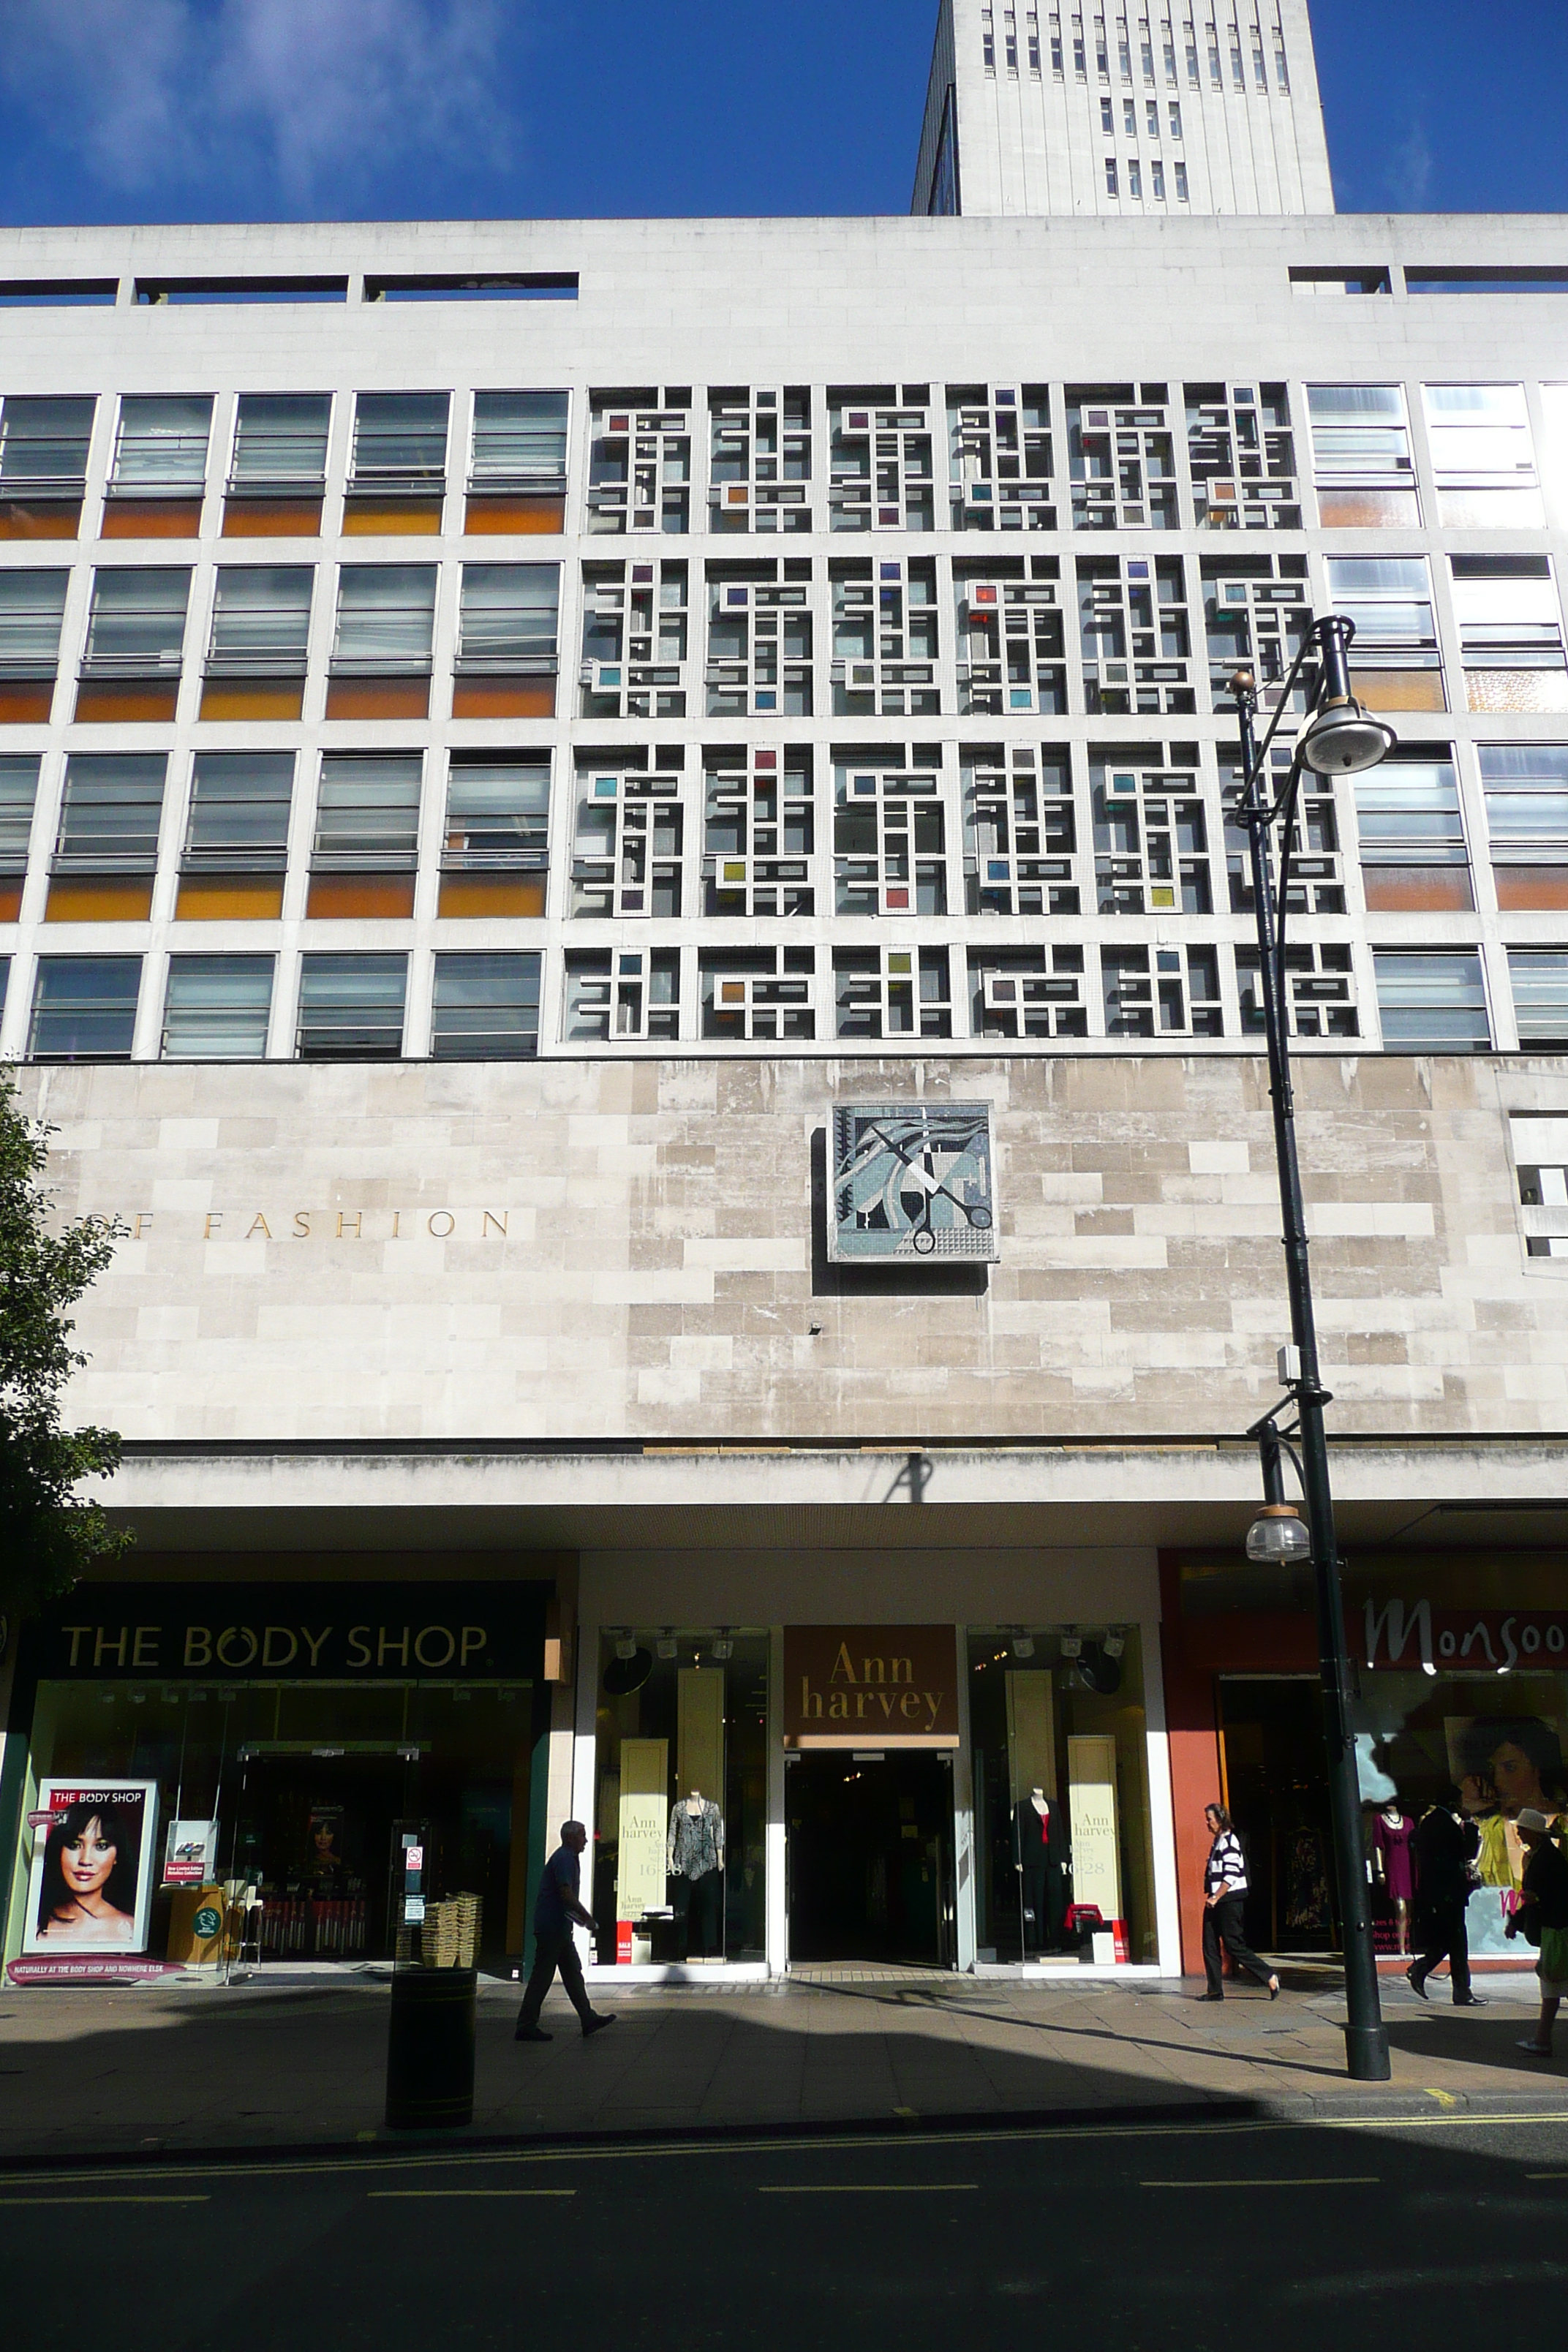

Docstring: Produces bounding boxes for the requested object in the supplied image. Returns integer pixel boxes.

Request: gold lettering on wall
[246,1214,272,1239]
[85,1207,516,1249]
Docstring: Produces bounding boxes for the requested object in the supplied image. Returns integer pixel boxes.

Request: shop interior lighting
[1010,1632,1036,1659]
[1104,1632,1126,1659]
[656,1631,679,1659]
[1060,1632,1083,1659]
[614,1632,638,1661]
[711,1632,734,1661]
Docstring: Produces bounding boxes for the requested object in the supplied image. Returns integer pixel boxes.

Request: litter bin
[385,1966,477,2130]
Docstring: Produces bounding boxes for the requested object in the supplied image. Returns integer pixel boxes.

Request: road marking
[1526,2172,1568,2179]
[367,2187,576,2199]
[1142,2178,1379,2189]
[0,2193,210,2206]
[757,2183,979,2195]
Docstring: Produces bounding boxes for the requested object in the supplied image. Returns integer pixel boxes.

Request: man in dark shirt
[1409,1787,1485,2007]
[514,1821,616,2043]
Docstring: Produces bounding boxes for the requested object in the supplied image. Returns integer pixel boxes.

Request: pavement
[3,1959,1567,2164]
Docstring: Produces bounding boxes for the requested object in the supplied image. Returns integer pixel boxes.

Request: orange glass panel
[74,679,180,723]
[176,875,286,920]
[0,502,80,540]
[222,497,323,538]
[0,680,55,723]
[306,873,415,919]
[464,494,565,536]
[1361,867,1474,913]
[101,499,203,540]
[1316,488,1422,527]
[325,676,429,720]
[437,874,546,918]
[451,676,555,720]
[1350,666,1446,713]
[0,881,21,921]
[342,499,442,536]
[1495,867,1568,911]
[199,679,304,721]
[45,875,154,922]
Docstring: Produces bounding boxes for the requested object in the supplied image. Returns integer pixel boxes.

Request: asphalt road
[3,2112,1567,2349]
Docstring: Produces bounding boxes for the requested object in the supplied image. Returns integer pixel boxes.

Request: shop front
[573,1550,1177,1980]
[1,1579,552,1985]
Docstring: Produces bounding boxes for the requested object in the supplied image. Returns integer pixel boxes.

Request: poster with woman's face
[1444,1715,1568,1820]
[22,1781,159,1956]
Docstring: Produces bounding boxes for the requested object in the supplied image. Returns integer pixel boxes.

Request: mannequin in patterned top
[667,1790,725,1959]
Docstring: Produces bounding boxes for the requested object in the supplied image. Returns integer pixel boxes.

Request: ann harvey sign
[36,1583,549,1683]
[783,1625,960,1749]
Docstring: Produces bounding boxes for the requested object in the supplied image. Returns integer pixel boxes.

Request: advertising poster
[162,1819,220,1888]
[22,1779,159,1957]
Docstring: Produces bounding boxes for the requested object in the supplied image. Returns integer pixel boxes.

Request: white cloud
[0,0,516,208]
[1387,118,1434,212]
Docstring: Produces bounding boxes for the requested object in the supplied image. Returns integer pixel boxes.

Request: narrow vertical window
[1151,157,1166,198]
[1169,98,1183,135]
[1105,157,1120,196]
[1175,159,1188,199]
[981,7,996,67]
[1128,157,1142,198]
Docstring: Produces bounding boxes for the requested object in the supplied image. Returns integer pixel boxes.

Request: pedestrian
[1507,1807,1568,2058]
[1408,1785,1485,2007]
[514,1820,617,2044]
[1200,1803,1279,2000]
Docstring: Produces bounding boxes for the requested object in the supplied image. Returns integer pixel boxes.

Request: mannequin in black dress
[1013,1787,1069,1952]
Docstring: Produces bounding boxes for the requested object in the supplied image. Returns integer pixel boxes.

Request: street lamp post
[1232,615,1395,2084]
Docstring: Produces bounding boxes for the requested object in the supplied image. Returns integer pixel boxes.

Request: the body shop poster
[22,1781,159,1956]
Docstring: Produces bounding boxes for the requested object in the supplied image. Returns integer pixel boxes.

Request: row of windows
[983,4,1290,97]
[0,942,1548,1060]
[2,380,1563,541]
[2,548,1563,726]
[1102,156,1190,204]
[3,739,1566,926]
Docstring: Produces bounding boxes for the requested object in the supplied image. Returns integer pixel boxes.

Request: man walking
[1408,1785,1484,2007]
[515,1820,617,2043]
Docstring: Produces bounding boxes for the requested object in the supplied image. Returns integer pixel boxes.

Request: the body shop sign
[783,1625,960,1748]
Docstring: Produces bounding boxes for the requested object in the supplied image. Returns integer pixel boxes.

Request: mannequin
[1012,1787,1068,1953]
[667,1787,725,1959]
[1373,1798,1417,1956]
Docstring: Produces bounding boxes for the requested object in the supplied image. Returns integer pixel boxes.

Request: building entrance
[1218,1677,1336,1953]
[785,1751,955,1965]
[232,1749,419,1961]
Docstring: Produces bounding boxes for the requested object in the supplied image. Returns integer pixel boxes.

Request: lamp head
[1299,693,1398,776]
[1245,1503,1312,1564]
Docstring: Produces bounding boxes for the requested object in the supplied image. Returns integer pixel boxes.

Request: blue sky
[0,0,1561,226]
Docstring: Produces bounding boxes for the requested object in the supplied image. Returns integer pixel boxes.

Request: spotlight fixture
[711,1631,734,1662]
[1104,1632,1126,1660]
[1010,1632,1036,1659]
[614,1633,638,1662]
[1060,1632,1083,1659]
[656,1631,678,1660]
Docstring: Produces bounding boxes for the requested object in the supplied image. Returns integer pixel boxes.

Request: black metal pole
[1235,666,1390,2083]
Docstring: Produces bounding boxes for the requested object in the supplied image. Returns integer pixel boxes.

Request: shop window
[325,564,435,720]
[29,954,142,1060]
[1509,951,1568,1051]
[344,391,448,532]
[571,755,684,919]
[591,1629,768,1967]
[702,746,814,916]
[430,951,541,1059]
[465,390,568,534]
[200,564,313,720]
[1353,748,1472,912]
[953,559,1066,715]
[1480,743,1568,910]
[453,562,559,717]
[0,754,39,920]
[1373,950,1490,1052]
[1077,553,1193,713]
[967,1629,1156,1967]
[1186,382,1299,530]
[306,753,421,920]
[700,947,815,1041]
[968,944,1087,1037]
[0,568,67,722]
[707,386,812,534]
[176,752,293,921]
[579,559,688,718]
[833,946,951,1039]
[103,394,211,537]
[75,566,190,723]
[1092,744,1210,913]
[946,383,1055,532]
[1322,555,1444,713]
[1422,383,1543,529]
[827,388,935,533]
[1307,384,1420,527]
[223,392,331,537]
[1236,942,1358,1039]
[1102,943,1223,1036]
[1067,383,1177,530]
[962,745,1078,916]
[562,948,679,1042]
[162,954,274,1059]
[705,564,813,718]
[833,747,948,916]
[439,753,549,918]
[1449,554,1568,715]
[47,752,165,924]
[830,557,940,717]
[586,390,690,535]
[295,951,408,1059]
[0,393,94,538]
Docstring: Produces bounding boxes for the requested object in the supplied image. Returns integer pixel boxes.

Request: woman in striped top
[1202,1803,1281,2001]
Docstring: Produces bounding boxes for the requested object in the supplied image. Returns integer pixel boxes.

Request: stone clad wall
[21,1051,1568,1444]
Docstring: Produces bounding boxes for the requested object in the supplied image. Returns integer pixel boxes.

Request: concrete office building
[2,1,1567,1992]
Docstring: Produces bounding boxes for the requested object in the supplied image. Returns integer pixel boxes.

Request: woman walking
[1201,1803,1280,2001]
[1507,1808,1568,2057]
